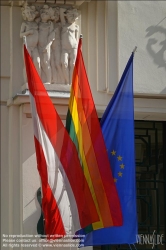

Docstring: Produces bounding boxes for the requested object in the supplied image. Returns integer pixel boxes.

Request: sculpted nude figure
[20,5,41,78]
[51,7,64,84]
[38,5,55,83]
[60,8,79,85]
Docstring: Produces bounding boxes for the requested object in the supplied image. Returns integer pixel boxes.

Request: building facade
[1,1,166,250]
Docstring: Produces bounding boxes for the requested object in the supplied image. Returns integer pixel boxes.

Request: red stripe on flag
[34,136,65,239]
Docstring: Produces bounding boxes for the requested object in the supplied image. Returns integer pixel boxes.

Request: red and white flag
[24,45,99,239]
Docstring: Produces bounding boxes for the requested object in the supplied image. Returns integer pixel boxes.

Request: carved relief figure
[60,8,79,85]
[38,5,55,83]
[20,5,41,77]
[20,4,80,85]
[51,7,64,84]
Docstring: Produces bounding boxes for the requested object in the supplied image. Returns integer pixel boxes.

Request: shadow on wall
[146,24,166,71]
[160,87,166,94]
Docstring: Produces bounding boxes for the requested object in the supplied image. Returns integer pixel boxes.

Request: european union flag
[81,53,138,246]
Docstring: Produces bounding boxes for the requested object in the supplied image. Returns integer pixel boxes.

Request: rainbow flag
[66,38,123,233]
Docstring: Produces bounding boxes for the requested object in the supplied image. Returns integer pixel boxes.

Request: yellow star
[114,178,117,183]
[120,164,125,169]
[118,172,123,177]
[111,150,116,155]
[117,155,122,161]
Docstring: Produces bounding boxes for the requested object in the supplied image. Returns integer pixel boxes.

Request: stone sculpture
[38,5,55,84]
[20,5,41,78]
[51,7,64,84]
[60,8,79,85]
[20,4,79,85]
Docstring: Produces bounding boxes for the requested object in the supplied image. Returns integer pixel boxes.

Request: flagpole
[23,35,44,199]
[23,36,44,199]
[132,46,137,55]
[23,37,44,247]
[23,36,28,49]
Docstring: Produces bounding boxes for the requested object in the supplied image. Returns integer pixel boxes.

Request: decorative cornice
[1,0,90,7]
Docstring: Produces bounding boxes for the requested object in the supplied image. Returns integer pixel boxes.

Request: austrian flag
[23,45,99,239]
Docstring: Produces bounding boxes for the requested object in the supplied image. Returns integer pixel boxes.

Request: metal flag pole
[132,46,138,56]
[23,36,27,49]
[23,35,43,199]
[23,36,45,247]
[130,46,138,250]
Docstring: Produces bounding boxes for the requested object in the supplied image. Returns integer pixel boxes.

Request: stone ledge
[21,83,71,93]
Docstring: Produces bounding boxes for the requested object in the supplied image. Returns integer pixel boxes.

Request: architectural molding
[1,1,90,7]
[6,90,166,121]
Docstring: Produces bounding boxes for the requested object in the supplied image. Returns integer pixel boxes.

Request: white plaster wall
[80,1,166,100]
[0,6,10,102]
[1,105,23,250]
[9,106,22,236]
[0,5,24,102]
[11,6,24,96]
[80,1,119,108]
[1,106,10,239]
[117,1,166,95]
[1,6,10,78]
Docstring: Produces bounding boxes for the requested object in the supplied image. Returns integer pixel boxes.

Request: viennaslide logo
[136,230,164,249]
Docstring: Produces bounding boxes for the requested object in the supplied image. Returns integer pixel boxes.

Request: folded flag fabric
[23,45,99,240]
[66,38,123,234]
[80,52,138,246]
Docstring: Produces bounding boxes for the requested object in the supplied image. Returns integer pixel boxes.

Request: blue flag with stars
[80,53,138,246]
